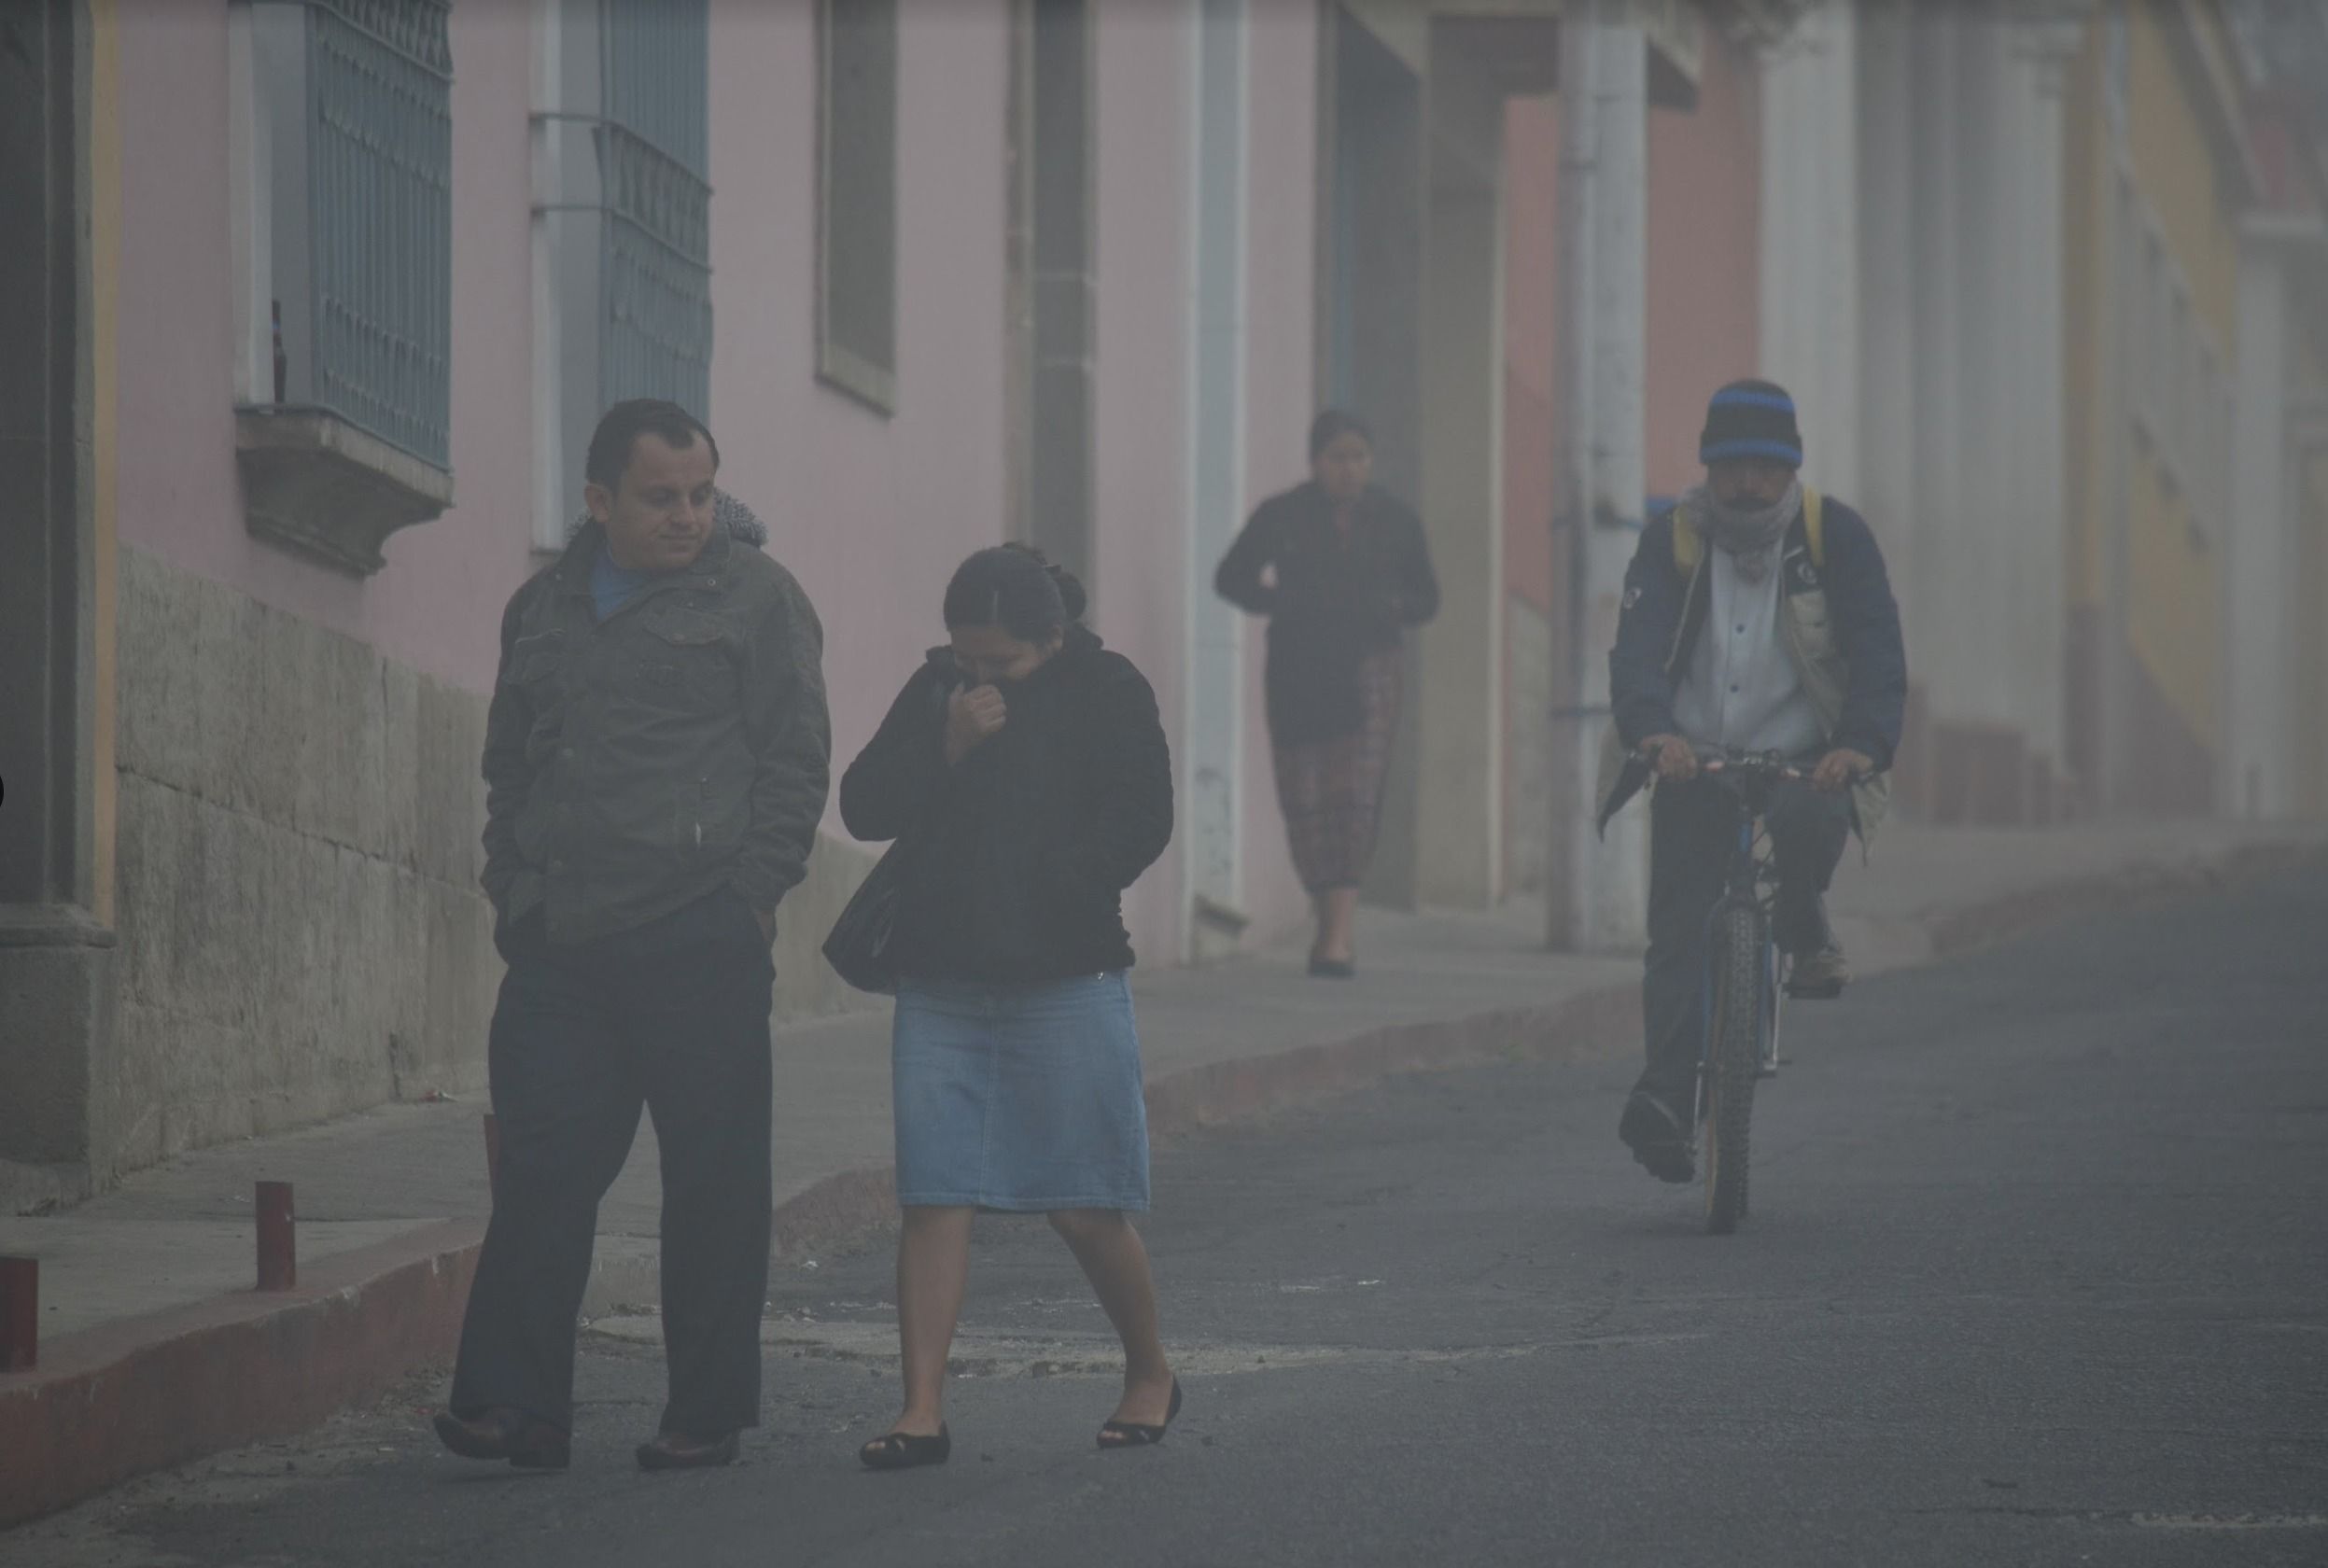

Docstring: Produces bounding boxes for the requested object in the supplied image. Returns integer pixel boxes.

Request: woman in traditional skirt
[1216,411,1439,977]
[839,544,1179,1468]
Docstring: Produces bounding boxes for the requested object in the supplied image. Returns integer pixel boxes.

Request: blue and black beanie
[1699,379,1803,468]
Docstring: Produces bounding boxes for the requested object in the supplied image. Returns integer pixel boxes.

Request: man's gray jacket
[481,514,831,946]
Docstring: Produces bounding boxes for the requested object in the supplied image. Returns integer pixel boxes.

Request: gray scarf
[565,488,770,549]
[1684,478,1802,584]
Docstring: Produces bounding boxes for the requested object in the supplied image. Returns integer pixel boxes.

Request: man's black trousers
[450,889,774,1436]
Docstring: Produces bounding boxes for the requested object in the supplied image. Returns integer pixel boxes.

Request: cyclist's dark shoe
[1787,944,1850,999]
[1619,1090,1696,1184]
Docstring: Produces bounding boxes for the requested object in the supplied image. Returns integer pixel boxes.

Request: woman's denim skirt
[891,973,1150,1213]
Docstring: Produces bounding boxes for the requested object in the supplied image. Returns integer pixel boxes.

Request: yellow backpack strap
[1671,505,1703,573]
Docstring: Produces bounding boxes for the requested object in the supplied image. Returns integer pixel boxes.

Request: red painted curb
[0,1219,483,1528]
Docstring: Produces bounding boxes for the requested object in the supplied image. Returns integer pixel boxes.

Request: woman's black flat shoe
[1098,1379,1183,1449]
[861,1425,951,1470]
[1307,956,1355,980]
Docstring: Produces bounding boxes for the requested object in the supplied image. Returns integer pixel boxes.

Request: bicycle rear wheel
[1703,904,1763,1235]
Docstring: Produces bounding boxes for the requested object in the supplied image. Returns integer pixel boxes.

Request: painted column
[1952,16,2020,810]
[1415,43,1506,910]
[1549,2,1649,951]
[2225,218,2328,818]
[1755,3,1859,506]
[1855,2,1924,807]
[1906,5,1971,819]
[0,0,119,1212]
[1184,0,1250,954]
[2019,28,2077,803]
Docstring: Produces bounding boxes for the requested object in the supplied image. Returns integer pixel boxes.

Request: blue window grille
[303,0,454,468]
[597,0,712,417]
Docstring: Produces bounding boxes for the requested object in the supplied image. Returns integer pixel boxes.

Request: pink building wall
[1495,37,1764,618]
[106,0,1323,971]
[706,0,1012,819]
[112,0,541,696]
[1645,37,1761,500]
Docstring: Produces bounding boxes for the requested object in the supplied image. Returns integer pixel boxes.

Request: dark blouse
[1214,481,1439,746]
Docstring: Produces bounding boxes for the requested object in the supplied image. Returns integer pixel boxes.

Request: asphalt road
[9,864,2326,1567]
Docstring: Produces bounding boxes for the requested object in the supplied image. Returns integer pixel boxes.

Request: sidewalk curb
[0,1220,481,1528]
[1921,840,2314,961]
[4,834,2310,1526]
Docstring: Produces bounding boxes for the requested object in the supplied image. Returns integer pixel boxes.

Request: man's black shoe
[1619,1089,1697,1184]
[637,1429,742,1471]
[433,1407,571,1471]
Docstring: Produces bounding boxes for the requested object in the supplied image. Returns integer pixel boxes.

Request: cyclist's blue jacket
[1597,491,1906,840]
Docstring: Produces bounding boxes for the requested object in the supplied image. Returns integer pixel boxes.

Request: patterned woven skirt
[1271,651,1404,895]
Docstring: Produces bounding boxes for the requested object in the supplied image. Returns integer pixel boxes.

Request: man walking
[435,399,830,1471]
[1599,380,1906,1184]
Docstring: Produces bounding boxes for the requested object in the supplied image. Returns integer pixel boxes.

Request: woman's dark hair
[943,543,1088,641]
[586,399,721,491]
[1308,409,1374,463]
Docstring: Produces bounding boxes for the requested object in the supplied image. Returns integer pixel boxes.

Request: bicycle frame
[1689,753,1798,1121]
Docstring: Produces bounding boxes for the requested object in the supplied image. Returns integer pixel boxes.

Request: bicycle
[1662,749,1830,1236]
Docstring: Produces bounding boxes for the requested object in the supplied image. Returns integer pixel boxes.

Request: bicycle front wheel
[1703,904,1763,1236]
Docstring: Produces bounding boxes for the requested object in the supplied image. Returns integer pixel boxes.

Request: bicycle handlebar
[1636,744,1869,789]
[1696,751,1809,784]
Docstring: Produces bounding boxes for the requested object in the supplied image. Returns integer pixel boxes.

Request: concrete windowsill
[0,904,117,949]
[233,406,456,578]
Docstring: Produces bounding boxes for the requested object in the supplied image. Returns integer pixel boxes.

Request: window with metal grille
[817,0,898,413]
[231,0,456,575]
[252,0,454,470]
[533,0,712,547]
[599,0,712,415]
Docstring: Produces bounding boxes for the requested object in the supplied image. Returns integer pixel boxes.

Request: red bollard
[0,1256,35,1372]
[483,1113,502,1197]
[256,1182,297,1292]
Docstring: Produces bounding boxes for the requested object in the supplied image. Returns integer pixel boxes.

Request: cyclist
[1597,380,1907,1183]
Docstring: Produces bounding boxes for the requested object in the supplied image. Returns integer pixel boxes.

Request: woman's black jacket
[838,626,1174,984]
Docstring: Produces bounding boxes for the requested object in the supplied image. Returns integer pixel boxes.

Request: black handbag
[822,677,949,994]
[822,837,913,995]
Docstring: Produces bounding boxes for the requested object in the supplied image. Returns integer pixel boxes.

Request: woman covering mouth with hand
[836,543,1182,1468]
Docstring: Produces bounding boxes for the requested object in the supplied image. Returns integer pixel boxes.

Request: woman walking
[838,545,1179,1468]
[1215,411,1438,977]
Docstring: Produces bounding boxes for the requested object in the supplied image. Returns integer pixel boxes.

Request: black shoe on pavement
[1619,1089,1697,1184]
[433,1407,571,1471]
[1098,1379,1184,1449]
[637,1429,741,1471]
[861,1425,952,1471]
